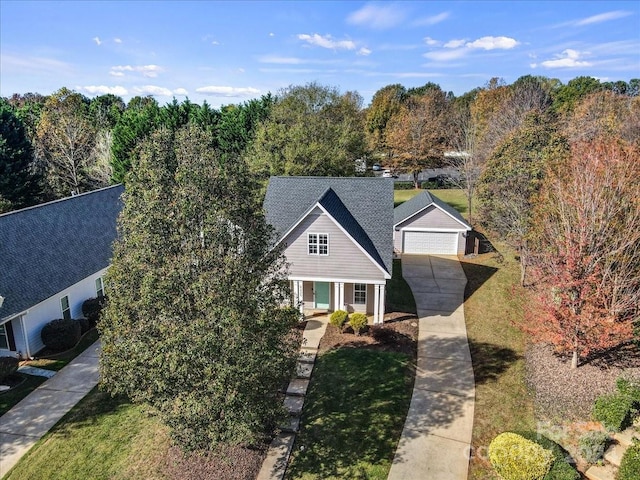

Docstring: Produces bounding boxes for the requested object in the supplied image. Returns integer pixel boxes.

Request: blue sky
[1,1,639,107]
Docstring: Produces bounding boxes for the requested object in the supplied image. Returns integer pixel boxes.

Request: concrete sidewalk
[0,340,100,478]
[388,255,475,480]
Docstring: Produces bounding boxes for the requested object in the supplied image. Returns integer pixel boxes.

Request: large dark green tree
[477,111,569,286]
[99,124,299,450]
[248,83,366,180]
[0,99,42,210]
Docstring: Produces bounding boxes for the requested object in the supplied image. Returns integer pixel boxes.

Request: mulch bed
[526,342,640,420]
[319,313,418,356]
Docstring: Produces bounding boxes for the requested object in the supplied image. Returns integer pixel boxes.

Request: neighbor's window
[0,324,8,350]
[61,295,71,320]
[95,277,104,298]
[308,233,329,256]
[354,283,367,305]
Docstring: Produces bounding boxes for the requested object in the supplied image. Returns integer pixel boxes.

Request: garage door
[403,231,458,254]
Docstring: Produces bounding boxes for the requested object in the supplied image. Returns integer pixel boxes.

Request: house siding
[18,268,108,356]
[282,207,387,281]
[395,205,464,231]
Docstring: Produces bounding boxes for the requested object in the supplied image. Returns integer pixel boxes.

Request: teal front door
[314,282,330,309]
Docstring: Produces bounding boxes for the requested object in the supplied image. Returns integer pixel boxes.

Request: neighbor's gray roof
[0,185,124,321]
[394,190,471,229]
[264,176,394,274]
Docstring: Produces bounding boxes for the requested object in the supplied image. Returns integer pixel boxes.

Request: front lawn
[26,328,100,371]
[285,348,414,479]
[460,241,536,479]
[0,374,47,417]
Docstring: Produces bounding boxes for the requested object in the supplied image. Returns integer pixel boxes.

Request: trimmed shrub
[618,439,640,480]
[41,319,81,351]
[489,432,554,480]
[349,313,368,335]
[77,317,91,335]
[616,377,640,403]
[329,310,349,329]
[82,296,106,323]
[579,431,610,464]
[594,393,636,432]
[0,356,19,382]
[420,181,439,189]
[516,431,580,480]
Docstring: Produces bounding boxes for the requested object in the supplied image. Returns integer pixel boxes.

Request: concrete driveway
[388,255,475,480]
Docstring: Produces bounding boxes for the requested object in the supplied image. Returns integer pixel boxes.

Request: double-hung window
[308,233,329,256]
[354,283,367,305]
[96,277,105,298]
[61,295,71,321]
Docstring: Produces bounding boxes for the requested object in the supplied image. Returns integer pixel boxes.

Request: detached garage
[393,191,472,255]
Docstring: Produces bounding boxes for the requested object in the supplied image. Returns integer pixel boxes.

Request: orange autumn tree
[528,138,640,368]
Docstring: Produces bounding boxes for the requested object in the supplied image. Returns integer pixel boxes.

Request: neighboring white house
[0,185,123,359]
[264,176,394,324]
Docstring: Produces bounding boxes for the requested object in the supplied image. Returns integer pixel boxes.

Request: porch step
[585,464,617,480]
[603,443,626,468]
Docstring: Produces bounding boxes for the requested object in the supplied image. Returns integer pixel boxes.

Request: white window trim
[96,277,105,297]
[61,295,71,320]
[354,283,367,305]
[308,233,329,256]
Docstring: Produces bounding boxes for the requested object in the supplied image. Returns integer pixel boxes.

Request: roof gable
[264,177,394,274]
[394,190,471,230]
[0,185,124,321]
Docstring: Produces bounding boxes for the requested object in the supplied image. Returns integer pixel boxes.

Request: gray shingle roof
[264,176,394,274]
[0,185,124,321]
[393,190,471,229]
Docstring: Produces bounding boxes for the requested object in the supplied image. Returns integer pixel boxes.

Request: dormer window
[308,233,329,256]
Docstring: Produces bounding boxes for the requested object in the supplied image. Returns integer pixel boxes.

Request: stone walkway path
[388,255,475,480]
[256,315,328,480]
[0,341,100,478]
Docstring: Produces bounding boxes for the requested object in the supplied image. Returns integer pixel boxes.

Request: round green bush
[489,432,554,480]
[516,431,580,480]
[349,313,368,335]
[618,440,640,480]
[593,392,636,432]
[579,431,610,464]
[329,310,349,329]
[41,318,81,351]
[0,356,19,382]
[82,296,106,323]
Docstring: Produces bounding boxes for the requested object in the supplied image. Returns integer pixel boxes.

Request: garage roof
[394,190,471,229]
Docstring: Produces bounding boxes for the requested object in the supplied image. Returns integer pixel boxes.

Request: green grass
[393,189,423,206]
[285,348,414,480]
[386,259,417,314]
[5,388,170,480]
[460,240,536,479]
[27,328,100,371]
[0,374,47,417]
[393,188,469,219]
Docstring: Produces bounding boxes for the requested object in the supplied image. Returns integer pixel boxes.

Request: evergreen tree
[99,124,299,450]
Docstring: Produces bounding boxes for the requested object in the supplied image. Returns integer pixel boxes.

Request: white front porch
[291,279,386,324]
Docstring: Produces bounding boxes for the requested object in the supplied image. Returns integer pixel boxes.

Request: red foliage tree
[527,138,640,368]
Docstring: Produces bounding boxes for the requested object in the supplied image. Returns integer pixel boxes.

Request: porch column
[374,283,380,324]
[333,282,344,311]
[377,283,386,324]
[293,280,304,314]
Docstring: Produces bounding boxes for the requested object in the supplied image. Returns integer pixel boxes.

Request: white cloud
[576,10,632,26]
[259,55,304,64]
[77,85,128,96]
[110,64,163,78]
[424,37,439,46]
[358,47,372,56]
[114,38,122,44]
[269,32,275,37]
[93,37,102,46]
[173,88,188,96]
[346,3,407,29]
[465,36,519,50]
[413,11,450,26]
[212,40,220,46]
[536,49,592,68]
[444,39,466,48]
[297,33,356,50]
[133,85,173,96]
[1,54,71,75]
[195,86,261,97]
